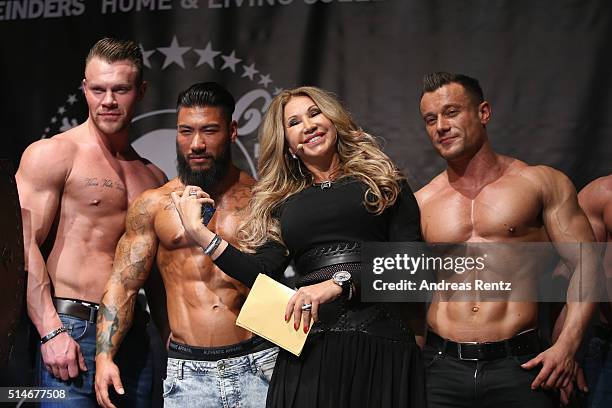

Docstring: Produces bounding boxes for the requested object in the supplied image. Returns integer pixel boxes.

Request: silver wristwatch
[332,270,353,300]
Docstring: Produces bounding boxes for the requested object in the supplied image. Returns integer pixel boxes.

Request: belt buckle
[87,303,99,324]
[457,342,479,361]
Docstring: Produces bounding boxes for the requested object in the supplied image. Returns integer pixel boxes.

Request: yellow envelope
[236,274,310,356]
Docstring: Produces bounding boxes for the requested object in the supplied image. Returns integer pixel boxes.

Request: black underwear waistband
[168,336,275,361]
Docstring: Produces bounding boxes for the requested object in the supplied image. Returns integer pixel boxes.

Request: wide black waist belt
[53,297,99,323]
[295,241,361,275]
[426,329,541,361]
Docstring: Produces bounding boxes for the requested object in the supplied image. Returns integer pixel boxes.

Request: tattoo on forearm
[96,299,134,357]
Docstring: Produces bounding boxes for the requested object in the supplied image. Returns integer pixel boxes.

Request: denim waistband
[166,346,278,377]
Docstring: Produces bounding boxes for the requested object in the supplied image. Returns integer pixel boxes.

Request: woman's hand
[285,280,342,333]
[170,185,215,246]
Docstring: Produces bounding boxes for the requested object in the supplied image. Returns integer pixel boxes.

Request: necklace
[312,180,332,189]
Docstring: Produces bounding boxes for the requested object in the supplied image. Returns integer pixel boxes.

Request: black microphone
[201,203,216,226]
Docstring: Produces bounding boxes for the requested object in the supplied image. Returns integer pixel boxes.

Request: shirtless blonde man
[416,72,597,407]
[94,82,278,408]
[16,38,166,407]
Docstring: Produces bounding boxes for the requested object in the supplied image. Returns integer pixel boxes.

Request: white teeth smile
[307,136,322,144]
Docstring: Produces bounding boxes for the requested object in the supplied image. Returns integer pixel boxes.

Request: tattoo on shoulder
[163,199,176,211]
[127,198,154,233]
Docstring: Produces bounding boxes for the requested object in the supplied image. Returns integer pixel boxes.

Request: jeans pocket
[58,315,89,341]
[254,348,279,383]
[424,345,444,369]
[511,352,540,371]
[162,375,177,398]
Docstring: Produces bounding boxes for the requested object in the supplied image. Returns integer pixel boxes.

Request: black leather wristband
[41,326,67,344]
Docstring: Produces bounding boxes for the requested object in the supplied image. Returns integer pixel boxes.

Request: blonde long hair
[238,86,404,251]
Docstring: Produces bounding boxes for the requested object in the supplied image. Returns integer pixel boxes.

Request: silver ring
[301,303,312,311]
[189,190,197,196]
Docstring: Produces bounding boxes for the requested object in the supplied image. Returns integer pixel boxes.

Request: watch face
[333,270,351,284]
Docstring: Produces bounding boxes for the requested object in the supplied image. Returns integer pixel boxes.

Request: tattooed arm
[95,192,159,408]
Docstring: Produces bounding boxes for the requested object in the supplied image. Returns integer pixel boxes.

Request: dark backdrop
[1,0,610,189]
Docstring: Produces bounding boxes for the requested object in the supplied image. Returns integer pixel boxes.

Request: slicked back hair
[85,37,144,85]
[421,72,484,105]
[176,82,236,125]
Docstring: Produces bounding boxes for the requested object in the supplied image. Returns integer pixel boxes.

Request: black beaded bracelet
[41,326,67,344]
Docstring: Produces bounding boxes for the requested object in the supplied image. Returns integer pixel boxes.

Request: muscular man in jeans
[95,82,278,408]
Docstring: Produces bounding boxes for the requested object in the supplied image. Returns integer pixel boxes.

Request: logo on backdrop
[40,35,283,179]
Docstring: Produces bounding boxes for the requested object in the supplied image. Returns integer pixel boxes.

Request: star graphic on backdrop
[194,42,221,68]
[58,106,66,115]
[157,36,191,69]
[242,63,259,80]
[273,87,283,95]
[140,44,156,68]
[221,51,241,72]
[51,117,57,124]
[66,94,77,105]
[258,74,272,88]
[44,127,50,133]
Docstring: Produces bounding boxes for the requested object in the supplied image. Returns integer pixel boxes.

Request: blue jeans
[163,346,278,408]
[584,335,612,408]
[38,313,153,408]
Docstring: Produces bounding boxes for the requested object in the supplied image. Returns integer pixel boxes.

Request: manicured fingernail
[118,387,125,395]
[294,323,298,330]
[304,326,308,333]
[284,315,288,322]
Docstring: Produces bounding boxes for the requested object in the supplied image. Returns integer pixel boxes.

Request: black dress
[214,177,426,408]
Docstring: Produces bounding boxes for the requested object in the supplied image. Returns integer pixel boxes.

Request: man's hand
[170,186,215,245]
[40,331,87,380]
[521,342,577,390]
[95,355,125,408]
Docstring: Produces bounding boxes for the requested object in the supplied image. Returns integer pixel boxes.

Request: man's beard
[176,142,231,192]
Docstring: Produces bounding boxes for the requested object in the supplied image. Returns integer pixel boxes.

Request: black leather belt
[295,241,361,274]
[53,297,99,323]
[426,329,541,361]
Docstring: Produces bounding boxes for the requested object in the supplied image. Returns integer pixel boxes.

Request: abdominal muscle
[159,247,253,348]
[46,213,126,304]
[428,301,538,342]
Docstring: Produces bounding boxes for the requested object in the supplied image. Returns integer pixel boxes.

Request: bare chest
[155,200,241,251]
[421,179,544,242]
[65,153,160,216]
